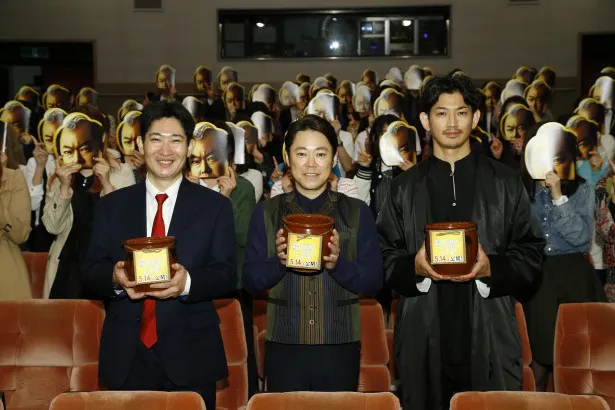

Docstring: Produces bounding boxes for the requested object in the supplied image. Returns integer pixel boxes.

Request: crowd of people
[0,62,614,409]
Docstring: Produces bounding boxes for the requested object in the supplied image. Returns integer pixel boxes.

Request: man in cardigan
[243,115,383,392]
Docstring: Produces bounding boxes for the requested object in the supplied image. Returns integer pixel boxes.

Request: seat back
[246,391,400,410]
[555,303,615,408]
[49,391,205,410]
[214,299,248,410]
[450,391,609,410]
[515,301,536,391]
[0,300,104,410]
[21,252,48,299]
[358,299,390,392]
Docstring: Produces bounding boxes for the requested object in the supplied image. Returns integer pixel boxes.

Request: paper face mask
[499,104,535,154]
[38,108,67,156]
[379,121,418,167]
[250,111,274,143]
[226,121,246,165]
[43,85,71,111]
[305,90,339,122]
[374,88,404,118]
[252,84,277,110]
[116,110,142,157]
[514,66,536,85]
[224,83,245,116]
[237,120,259,155]
[537,66,556,88]
[189,122,230,179]
[193,66,213,93]
[404,65,425,91]
[77,87,99,107]
[309,77,332,99]
[353,84,372,114]
[361,69,378,90]
[590,76,614,133]
[0,121,19,156]
[524,122,577,180]
[385,67,404,86]
[500,79,528,104]
[218,66,238,92]
[156,64,176,91]
[566,115,599,161]
[336,80,355,106]
[279,81,300,107]
[182,96,204,123]
[0,101,31,135]
[117,100,144,122]
[15,86,40,107]
[53,112,104,169]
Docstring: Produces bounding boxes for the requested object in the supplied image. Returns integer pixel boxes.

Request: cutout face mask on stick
[353,84,372,114]
[77,87,98,107]
[524,122,577,181]
[379,120,418,167]
[374,88,404,118]
[193,65,213,93]
[116,110,142,157]
[118,99,144,123]
[250,111,274,145]
[0,101,31,135]
[38,108,67,156]
[15,86,40,107]
[53,112,104,169]
[226,121,246,165]
[279,81,300,107]
[252,84,277,111]
[217,66,238,93]
[589,76,614,133]
[404,65,425,91]
[305,90,340,122]
[43,85,71,111]
[155,64,176,91]
[182,96,204,123]
[189,122,230,179]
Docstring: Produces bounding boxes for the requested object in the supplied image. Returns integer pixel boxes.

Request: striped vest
[263,191,361,345]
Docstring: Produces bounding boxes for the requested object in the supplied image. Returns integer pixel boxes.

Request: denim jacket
[531,181,594,256]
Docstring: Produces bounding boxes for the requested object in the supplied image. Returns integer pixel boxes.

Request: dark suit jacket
[84,178,237,388]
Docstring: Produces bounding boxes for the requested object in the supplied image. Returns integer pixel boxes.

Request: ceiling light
[402,20,412,27]
[329,41,340,50]
[256,22,265,28]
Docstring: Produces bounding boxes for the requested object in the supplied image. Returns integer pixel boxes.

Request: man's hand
[490,136,504,160]
[323,229,340,270]
[56,163,81,197]
[218,167,237,197]
[399,160,414,172]
[146,263,189,299]
[589,151,603,172]
[113,261,147,300]
[275,229,287,266]
[357,142,373,167]
[270,157,283,183]
[449,244,491,283]
[33,143,48,168]
[93,156,112,191]
[281,169,294,193]
[415,243,448,281]
[545,171,562,200]
[127,150,145,170]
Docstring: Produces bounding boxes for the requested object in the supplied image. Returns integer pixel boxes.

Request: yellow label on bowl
[429,230,466,265]
[286,233,323,271]
[133,247,171,284]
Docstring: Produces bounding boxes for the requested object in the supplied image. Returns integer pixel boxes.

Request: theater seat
[246,391,400,410]
[49,391,205,410]
[515,301,536,391]
[252,292,268,381]
[21,252,48,299]
[0,300,104,410]
[215,299,248,410]
[554,303,615,408]
[358,299,390,392]
[450,391,609,410]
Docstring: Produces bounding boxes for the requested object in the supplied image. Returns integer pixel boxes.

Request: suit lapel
[127,182,147,239]
[168,178,192,238]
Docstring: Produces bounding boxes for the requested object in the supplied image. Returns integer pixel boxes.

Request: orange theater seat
[21,252,48,299]
[358,299,390,392]
[246,391,400,410]
[214,299,248,410]
[450,391,609,410]
[554,303,615,408]
[515,301,536,391]
[49,391,205,410]
[0,300,104,410]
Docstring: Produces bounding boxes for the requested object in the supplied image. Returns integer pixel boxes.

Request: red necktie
[140,193,168,348]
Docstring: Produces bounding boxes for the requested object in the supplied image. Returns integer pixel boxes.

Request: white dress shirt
[145,174,191,295]
[417,277,491,298]
[24,155,56,226]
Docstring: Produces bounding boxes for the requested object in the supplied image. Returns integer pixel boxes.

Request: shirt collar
[145,174,183,203]
[430,150,475,173]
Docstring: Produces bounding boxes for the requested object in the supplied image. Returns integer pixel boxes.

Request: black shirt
[426,151,477,366]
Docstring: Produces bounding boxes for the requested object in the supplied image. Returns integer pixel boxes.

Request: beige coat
[42,164,135,298]
[0,168,32,300]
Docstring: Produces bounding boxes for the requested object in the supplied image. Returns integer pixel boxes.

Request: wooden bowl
[424,222,478,277]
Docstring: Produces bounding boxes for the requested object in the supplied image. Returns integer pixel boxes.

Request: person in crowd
[0,122,32,300]
[84,101,236,410]
[243,114,383,392]
[378,73,544,410]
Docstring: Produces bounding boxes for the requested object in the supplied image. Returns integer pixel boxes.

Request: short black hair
[284,114,338,159]
[420,73,481,114]
[140,101,195,141]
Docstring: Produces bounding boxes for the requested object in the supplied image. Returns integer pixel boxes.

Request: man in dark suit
[85,101,237,410]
